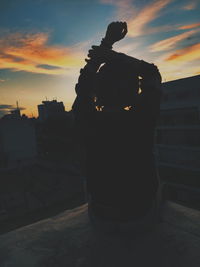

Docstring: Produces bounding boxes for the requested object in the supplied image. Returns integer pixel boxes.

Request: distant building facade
[0,113,37,167]
[38,100,65,121]
[155,75,200,178]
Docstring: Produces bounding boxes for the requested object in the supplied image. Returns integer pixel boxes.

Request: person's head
[94,61,139,110]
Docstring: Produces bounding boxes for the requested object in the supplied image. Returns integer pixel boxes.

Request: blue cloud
[37,64,63,70]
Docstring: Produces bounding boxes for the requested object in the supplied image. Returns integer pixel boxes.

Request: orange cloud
[165,43,200,62]
[178,22,200,30]
[154,55,200,81]
[144,22,200,36]
[149,30,198,52]
[150,22,200,35]
[0,32,84,75]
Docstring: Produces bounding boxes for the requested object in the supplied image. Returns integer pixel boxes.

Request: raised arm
[72,21,128,114]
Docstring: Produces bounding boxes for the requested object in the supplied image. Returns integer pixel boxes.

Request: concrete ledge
[0,202,200,267]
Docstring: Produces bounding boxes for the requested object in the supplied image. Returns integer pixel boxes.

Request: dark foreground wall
[0,202,200,267]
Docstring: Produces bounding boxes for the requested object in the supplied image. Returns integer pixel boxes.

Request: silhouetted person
[72,22,162,232]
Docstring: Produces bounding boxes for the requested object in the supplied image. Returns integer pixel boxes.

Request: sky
[0,0,200,117]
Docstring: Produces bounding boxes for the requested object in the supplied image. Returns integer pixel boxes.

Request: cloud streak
[128,0,172,37]
[0,104,26,117]
[0,32,85,75]
[178,22,200,30]
[149,29,198,52]
[165,43,200,62]
[182,1,198,10]
[101,0,173,37]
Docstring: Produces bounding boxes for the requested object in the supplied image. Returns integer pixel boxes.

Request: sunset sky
[0,0,200,117]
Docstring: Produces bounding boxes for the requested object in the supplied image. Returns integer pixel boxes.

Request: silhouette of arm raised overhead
[73,21,161,118]
[72,21,128,116]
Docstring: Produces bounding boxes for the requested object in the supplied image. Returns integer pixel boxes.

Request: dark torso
[72,54,162,221]
[85,109,159,221]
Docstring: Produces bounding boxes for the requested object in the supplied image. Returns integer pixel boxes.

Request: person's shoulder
[140,61,162,82]
[140,61,159,72]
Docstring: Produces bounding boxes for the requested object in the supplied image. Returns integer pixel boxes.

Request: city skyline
[0,0,200,117]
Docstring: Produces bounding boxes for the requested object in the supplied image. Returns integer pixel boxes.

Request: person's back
[72,22,162,227]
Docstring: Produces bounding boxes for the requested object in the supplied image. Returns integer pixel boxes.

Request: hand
[104,21,128,45]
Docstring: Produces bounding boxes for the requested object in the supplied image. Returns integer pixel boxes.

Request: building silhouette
[38,100,65,122]
[0,114,37,168]
[155,74,200,203]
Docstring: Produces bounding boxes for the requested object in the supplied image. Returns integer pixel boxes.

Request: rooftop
[0,201,200,267]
